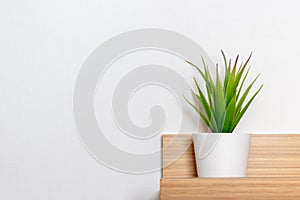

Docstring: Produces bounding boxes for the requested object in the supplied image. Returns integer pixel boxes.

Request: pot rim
[193,132,252,135]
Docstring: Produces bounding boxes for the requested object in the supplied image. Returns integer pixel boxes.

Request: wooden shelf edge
[160,177,300,200]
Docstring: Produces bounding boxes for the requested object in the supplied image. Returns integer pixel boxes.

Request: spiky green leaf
[236,74,260,114]
[184,95,210,127]
[214,65,226,132]
[230,85,264,132]
[222,94,236,132]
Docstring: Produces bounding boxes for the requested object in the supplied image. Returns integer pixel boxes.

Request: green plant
[184,50,263,133]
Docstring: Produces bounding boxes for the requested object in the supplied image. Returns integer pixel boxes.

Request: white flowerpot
[193,133,251,177]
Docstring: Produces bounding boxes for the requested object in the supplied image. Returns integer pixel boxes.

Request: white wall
[1,0,300,199]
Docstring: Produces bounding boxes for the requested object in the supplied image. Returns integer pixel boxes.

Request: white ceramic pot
[193,133,251,177]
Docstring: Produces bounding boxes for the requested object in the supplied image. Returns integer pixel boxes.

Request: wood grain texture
[161,134,300,200]
[161,178,300,200]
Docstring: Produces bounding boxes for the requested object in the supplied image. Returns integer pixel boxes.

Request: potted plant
[184,51,263,177]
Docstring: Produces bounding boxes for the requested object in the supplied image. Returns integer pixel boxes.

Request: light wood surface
[161,134,300,200]
[161,178,300,200]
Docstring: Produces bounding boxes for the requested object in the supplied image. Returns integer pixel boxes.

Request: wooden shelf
[160,134,300,200]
